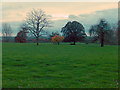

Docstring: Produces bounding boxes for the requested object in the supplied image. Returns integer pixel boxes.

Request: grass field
[2,43,118,88]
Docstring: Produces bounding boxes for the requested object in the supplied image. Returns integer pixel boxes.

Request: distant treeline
[2,9,120,47]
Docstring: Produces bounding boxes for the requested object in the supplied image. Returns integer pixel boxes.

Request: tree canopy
[24,9,51,45]
[51,35,64,45]
[61,21,86,45]
[89,19,112,47]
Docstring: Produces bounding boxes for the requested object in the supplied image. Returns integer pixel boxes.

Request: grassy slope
[2,43,118,88]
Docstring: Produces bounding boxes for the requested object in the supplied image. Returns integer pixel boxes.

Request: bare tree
[2,23,13,42]
[89,19,111,47]
[25,9,51,45]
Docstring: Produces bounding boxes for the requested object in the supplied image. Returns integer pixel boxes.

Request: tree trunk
[36,37,39,46]
[73,41,76,45]
[101,31,104,47]
[36,22,39,46]
[37,42,39,46]
[101,38,104,47]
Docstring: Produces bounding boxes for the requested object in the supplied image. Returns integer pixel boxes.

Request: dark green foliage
[61,21,86,45]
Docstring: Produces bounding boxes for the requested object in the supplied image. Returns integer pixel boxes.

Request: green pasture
[2,43,118,88]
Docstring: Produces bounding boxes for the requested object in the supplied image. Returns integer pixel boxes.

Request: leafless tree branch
[24,9,51,45]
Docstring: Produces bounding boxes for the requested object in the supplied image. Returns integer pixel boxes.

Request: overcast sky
[1,2,118,36]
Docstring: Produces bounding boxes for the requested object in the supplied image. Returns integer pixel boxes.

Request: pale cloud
[0,2,118,36]
[1,2,118,22]
[46,8,118,34]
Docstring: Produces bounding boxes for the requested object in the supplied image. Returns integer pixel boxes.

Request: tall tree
[2,23,13,42]
[24,9,51,45]
[89,19,111,47]
[61,21,86,45]
[118,20,120,45]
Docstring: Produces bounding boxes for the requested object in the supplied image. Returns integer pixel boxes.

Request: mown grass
[2,42,118,88]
